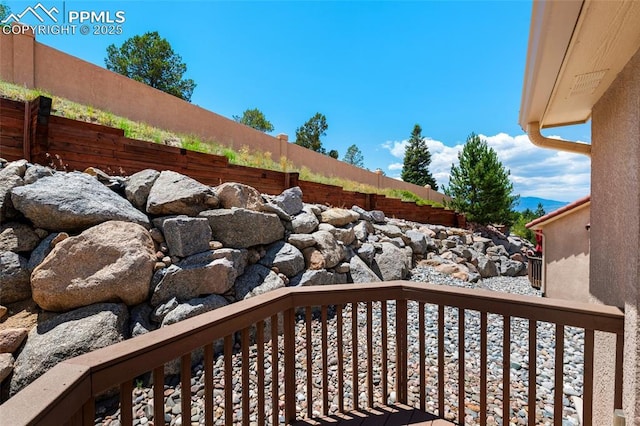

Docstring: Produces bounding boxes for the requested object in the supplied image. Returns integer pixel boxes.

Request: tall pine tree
[401,124,438,190]
[445,133,518,226]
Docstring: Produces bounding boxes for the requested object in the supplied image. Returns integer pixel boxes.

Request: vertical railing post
[396,298,408,404]
[284,307,296,423]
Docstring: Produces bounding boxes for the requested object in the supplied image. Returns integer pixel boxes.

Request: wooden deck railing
[0,281,624,426]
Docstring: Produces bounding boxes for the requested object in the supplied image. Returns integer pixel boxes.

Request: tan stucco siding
[591,45,640,424]
[542,205,590,302]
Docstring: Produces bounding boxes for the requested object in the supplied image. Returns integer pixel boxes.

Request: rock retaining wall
[0,158,532,399]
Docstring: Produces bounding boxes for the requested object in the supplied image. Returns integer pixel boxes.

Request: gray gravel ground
[94,267,584,426]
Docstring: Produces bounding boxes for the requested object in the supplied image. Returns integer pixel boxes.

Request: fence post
[23,96,51,163]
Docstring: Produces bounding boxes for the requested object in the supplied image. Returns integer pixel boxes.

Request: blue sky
[4,1,591,202]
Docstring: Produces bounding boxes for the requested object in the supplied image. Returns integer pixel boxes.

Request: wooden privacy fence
[0,96,464,227]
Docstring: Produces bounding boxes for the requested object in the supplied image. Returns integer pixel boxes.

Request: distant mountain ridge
[515,196,569,213]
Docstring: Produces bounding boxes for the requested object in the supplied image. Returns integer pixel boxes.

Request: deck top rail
[0,281,625,426]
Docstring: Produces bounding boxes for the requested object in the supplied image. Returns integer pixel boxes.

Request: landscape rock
[316,223,351,245]
[405,229,428,255]
[270,186,303,216]
[10,172,150,231]
[161,294,229,327]
[200,208,284,248]
[290,269,337,287]
[0,251,31,303]
[215,182,264,211]
[291,211,319,234]
[26,233,58,271]
[259,242,305,278]
[501,259,525,277]
[349,255,382,283]
[287,233,316,250]
[130,303,155,338]
[150,253,238,306]
[356,243,376,265]
[10,303,128,396]
[372,242,411,281]
[0,328,28,353]
[0,222,40,253]
[124,169,160,210]
[374,223,403,238]
[354,220,375,243]
[0,174,23,223]
[370,210,386,223]
[0,353,14,383]
[30,221,156,312]
[311,230,344,269]
[235,264,286,300]
[161,216,212,257]
[23,164,54,185]
[477,257,499,278]
[151,297,179,323]
[351,205,373,222]
[320,208,360,227]
[146,170,219,216]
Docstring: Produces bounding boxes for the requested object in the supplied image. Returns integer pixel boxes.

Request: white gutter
[526,121,591,157]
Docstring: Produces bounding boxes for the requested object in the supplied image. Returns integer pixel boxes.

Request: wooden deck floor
[293,404,456,425]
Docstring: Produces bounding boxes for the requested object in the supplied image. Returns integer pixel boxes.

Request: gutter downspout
[527,121,591,156]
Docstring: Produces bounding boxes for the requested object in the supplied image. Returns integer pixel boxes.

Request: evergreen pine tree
[401,124,438,190]
[445,133,518,225]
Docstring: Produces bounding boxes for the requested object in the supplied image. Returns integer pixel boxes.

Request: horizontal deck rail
[0,281,624,426]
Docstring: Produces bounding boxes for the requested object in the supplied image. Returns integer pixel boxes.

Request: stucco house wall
[537,204,590,302]
[591,45,640,423]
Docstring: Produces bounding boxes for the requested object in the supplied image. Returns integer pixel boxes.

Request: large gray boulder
[372,242,411,281]
[271,186,303,216]
[150,250,241,306]
[259,241,305,277]
[0,222,40,253]
[349,255,382,283]
[291,210,319,234]
[235,264,286,300]
[0,251,31,303]
[30,221,156,312]
[146,171,219,216]
[124,169,160,210]
[477,257,499,278]
[311,230,345,269]
[405,229,428,255]
[10,303,128,396]
[200,208,284,248]
[10,172,150,231]
[161,216,211,257]
[215,182,264,211]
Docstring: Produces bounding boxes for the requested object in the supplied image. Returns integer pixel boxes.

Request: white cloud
[381,132,591,202]
[388,162,403,171]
